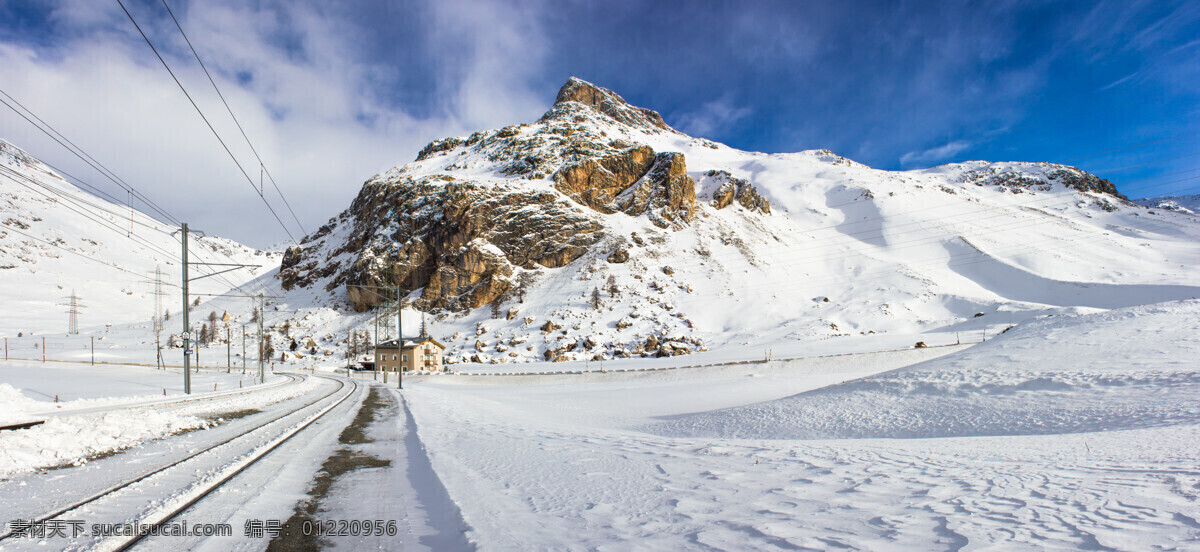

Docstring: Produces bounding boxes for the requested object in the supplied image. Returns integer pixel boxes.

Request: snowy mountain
[0,139,280,336]
[1134,193,1200,215]
[273,78,1200,365]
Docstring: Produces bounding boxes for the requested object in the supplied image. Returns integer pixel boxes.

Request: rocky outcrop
[545,77,670,131]
[618,152,697,229]
[553,146,656,213]
[554,145,697,228]
[702,170,771,214]
[958,164,1127,200]
[281,174,606,313]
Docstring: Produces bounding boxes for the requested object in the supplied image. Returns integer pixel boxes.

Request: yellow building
[375,337,446,372]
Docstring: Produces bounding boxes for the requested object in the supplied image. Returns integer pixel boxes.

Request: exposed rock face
[553,146,656,213]
[702,170,770,214]
[281,174,606,312]
[545,77,670,132]
[618,152,696,228]
[958,165,1127,200]
[554,146,697,227]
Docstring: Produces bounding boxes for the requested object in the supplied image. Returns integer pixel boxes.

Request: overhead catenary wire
[115,0,298,243]
[0,89,180,225]
[0,223,163,281]
[158,0,308,237]
[0,91,274,296]
[0,162,263,298]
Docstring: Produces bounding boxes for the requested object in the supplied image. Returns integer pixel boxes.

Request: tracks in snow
[0,374,359,551]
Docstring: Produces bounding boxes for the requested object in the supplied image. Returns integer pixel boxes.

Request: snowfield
[400,300,1200,550]
[0,362,300,477]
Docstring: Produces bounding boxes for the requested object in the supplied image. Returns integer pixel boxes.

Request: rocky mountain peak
[543,77,672,132]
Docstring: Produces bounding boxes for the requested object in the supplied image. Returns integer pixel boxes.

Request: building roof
[376,337,446,351]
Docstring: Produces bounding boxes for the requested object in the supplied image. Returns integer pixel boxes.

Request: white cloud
[673,97,752,139]
[0,0,551,248]
[899,140,972,168]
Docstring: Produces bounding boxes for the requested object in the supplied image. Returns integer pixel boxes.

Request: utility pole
[258,293,265,383]
[374,309,379,380]
[403,284,408,388]
[153,266,166,369]
[242,325,246,371]
[181,223,192,394]
[42,336,45,363]
[226,326,231,372]
[174,223,260,392]
[91,336,94,365]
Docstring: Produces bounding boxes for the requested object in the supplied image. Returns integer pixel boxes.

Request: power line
[1060,130,1200,163]
[1,162,260,297]
[0,90,180,225]
[1095,151,1200,176]
[0,84,279,296]
[0,223,159,280]
[158,0,308,238]
[116,0,298,243]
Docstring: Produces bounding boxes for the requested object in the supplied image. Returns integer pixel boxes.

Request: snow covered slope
[1135,193,1200,215]
[0,139,280,336]
[645,299,1200,439]
[274,77,1200,365]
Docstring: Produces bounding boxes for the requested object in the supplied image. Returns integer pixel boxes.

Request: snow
[1135,193,1200,215]
[398,300,1200,549]
[0,360,304,476]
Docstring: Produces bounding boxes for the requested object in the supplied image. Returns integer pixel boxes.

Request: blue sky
[0,0,1197,247]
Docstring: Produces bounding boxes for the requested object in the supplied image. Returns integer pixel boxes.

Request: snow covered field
[400,300,1200,550]
[0,361,294,478]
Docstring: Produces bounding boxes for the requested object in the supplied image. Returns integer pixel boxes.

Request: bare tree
[262,334,274,361]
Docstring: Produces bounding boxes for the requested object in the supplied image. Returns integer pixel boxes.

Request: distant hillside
[0,139,279,335]
[1135,194,1200,215]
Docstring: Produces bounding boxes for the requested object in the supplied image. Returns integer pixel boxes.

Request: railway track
[0,374,361,550]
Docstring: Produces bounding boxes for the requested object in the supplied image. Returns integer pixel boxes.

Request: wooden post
[91,336,94,365]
